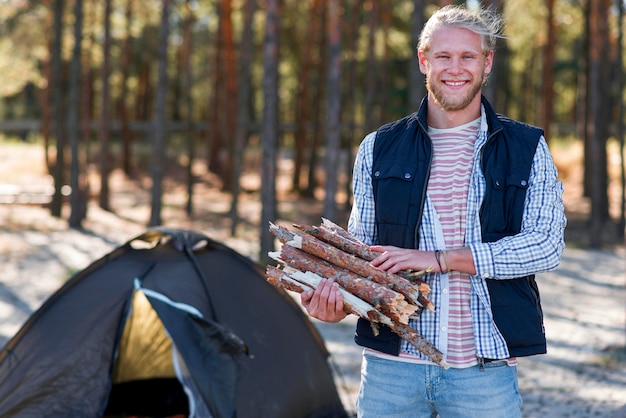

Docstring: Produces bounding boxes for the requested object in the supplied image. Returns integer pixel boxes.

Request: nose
[447,57,463,74]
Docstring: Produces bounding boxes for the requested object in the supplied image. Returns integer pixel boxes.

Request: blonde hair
[418,5,504,55]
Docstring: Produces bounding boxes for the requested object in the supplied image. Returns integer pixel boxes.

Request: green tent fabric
[0,227,348,418]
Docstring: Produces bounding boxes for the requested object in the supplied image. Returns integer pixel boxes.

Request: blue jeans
[356,353,522,418]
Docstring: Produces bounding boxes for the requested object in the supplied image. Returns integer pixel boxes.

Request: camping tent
[0,227,348,418]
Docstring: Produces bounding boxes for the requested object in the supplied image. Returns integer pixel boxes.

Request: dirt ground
[1,140,625,417]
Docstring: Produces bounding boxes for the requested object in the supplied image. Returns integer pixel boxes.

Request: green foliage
[0,0,621,139]
[0,2,48,98]
[0,39,41,97]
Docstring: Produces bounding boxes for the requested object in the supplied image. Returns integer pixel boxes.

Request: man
[301,5,566,418]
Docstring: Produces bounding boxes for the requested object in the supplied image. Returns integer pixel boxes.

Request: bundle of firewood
[265,218,448,368]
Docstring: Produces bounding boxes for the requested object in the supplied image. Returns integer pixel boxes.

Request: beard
[426,73,486,112]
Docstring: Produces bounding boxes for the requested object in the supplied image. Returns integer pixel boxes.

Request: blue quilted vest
[354,96,546,358]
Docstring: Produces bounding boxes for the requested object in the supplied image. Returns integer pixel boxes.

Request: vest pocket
[482,171,530,240]
[372,161,418,225]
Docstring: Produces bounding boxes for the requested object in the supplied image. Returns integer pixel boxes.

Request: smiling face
[418,27,493,114]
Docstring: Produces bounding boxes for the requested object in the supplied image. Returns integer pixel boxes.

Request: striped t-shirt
[424,117,479,366]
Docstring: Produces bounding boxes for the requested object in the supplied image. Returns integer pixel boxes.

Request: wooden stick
[266,265,447,368]
[266,265,392,327]
[294,222,378,261]
[274,246,418,324]
[270,223,432,309]
[391,323,449,369]
[314,220,432,282]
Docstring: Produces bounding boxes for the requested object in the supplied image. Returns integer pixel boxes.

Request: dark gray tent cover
[0,227,348,418]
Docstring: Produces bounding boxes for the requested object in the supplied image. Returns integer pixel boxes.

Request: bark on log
[391,322,448,367]
[270,223,431,309]
[294,222,376,260]
[266,265,391,326]
[275,245,417,324]
[322,218,433,284]
[266,220,447,368]
[266,265,448,368]
[294,222,431,283]
[321,217,361,243]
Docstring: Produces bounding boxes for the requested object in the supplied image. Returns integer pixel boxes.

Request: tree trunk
[259,0,280,264]
[135,29,153,122]
[409,0,426,110]
[540,0,556,142]
[582,0,592,197]
[80,63,94,192]
[220,0,238,190]
[118,1,134,176]
[378,0,391,125]
[481,0,508,113]
[229,0,258,235]
[364,0,378,134]
[149,0,171,227]
[480,0,496,105]
[207,0,237,189]
[618,0,626,239]
[305,1,327,197]
[292,0,322,193]
[50,0,65,218]
[323,0,342,221]
[587,0,611,247]
[81,5,95,182]
[181,0,196,216]
[342,0,364,210]
[98,0,112,211]
[40,0,54,174]
[68,0,85,228]
[208,1,224,179]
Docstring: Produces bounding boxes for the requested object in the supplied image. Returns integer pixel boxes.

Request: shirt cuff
[469,242,495,279]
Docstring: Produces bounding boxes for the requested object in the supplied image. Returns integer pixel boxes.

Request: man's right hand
[300,278,348,323]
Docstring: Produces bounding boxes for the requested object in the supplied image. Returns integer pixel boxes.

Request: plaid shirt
[348,107,566,361]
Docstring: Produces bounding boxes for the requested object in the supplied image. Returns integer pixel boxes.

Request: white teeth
[445,81,465,86]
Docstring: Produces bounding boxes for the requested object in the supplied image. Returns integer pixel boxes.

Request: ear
[417,50,428,75]
[484,50,494,75]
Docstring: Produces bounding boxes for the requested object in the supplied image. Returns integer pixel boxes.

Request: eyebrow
[431,49,481,56]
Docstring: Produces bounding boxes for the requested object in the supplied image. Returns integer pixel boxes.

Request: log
[265,265,392,326]
[266,265,448,368]
[302,221,375,259]
[321,217,361,243]
[270,223,432,309]
[322,218,433,282]
[266,264,314,293]
[391,323,449,368]
[274,245,418,324]
[293,222,431,283]
[267,220,446,368]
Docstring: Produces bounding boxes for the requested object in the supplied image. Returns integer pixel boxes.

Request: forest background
[0,0,625,264]
[2,1,626,414]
